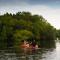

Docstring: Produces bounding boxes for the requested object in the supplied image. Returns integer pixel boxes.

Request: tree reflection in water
[0,40,56,60]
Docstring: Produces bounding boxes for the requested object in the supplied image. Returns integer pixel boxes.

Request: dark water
[0,40,60,60]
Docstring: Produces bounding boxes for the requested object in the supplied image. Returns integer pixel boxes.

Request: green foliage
[0,12,57,49]
[56,29,60,39]
[16,19,33,30]
[13,30,33,46]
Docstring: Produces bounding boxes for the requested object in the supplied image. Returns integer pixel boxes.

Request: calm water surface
[0,40,60,60]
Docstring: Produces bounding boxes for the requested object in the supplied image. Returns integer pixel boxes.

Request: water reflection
[1,40,60,60]
[40,40,56,48]
[0,48,55,60]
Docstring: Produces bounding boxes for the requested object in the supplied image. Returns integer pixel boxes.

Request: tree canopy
[0,11,57,49]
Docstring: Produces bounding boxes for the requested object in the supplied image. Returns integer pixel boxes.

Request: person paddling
[31,40,36,48]
[31,40,38,49]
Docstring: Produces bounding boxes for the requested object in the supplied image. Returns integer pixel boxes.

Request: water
[0,40,60,60]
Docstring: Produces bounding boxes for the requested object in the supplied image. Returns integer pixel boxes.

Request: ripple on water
[1,41,60,60]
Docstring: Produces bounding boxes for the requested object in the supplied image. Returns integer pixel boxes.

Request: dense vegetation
[0,12,58,49]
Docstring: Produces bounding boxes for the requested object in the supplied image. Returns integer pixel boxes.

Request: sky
[0,0,60,29]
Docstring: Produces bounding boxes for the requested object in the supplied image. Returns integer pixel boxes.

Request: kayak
[21,45,38,50]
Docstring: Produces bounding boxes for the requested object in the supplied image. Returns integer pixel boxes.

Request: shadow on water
[0,40,56,60]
